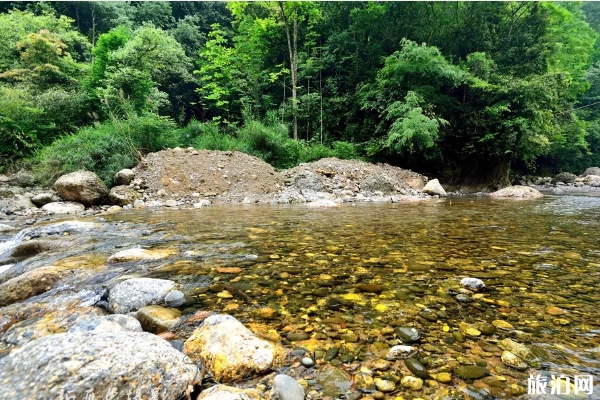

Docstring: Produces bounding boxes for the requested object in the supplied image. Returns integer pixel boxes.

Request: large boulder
[490,185,543,199]
[108,278,175,314]
[108,185,141,206]
[115,168,135,185]
[0,331,198,399]
[9,170,34,187]
[54,171,108,206]
[582,167,600,177]
[422,178,447,197]
[183,314,284,383]
[551,172,577,184]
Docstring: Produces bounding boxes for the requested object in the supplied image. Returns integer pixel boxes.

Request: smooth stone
[0,265,65,307]
[396,326,420,343]
[357,283,384,293]
[301,357,315,368]
[115,169,135,185]
[387,345,417,360]
[501,351,529,371]
[137,305,182,333]
[400,376,424,390]
[489,185,543,199]
[476,323,497,336]
[354,372,375,391]
[107,248,173,263]
[325,347,339,361]
[69,314,142,333]
[316,365,352,398]
[453,365,490,380]
[164,290,186,307]
[497,338,541,368]
[374,378,395,392]
[435,372,453,383]
[287,332,311,341]
[404,358,429,379]
[271,374,305,400]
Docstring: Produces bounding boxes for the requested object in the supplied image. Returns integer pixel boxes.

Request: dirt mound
[282,158,426,196]
[133,149,282,203]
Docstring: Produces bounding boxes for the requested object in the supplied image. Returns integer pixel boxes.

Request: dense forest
[1,1,600,187]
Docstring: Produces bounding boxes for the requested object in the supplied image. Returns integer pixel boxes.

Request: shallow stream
[1,195,599,399]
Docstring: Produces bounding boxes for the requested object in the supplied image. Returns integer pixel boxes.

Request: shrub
[192,122,241,151]
[35,111,177,185]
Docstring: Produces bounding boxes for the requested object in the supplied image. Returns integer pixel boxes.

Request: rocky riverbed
[0,195,599,399]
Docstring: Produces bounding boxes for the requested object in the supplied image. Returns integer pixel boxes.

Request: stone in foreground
[54,170,108,206]
[422,178,447,197]
[108,277,175,313]
[490,185,543,199]
[0,331,197,400]
[271,374,305,400]
[183,314,284,383]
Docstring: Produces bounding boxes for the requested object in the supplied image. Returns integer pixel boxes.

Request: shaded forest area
[1,1,600,187]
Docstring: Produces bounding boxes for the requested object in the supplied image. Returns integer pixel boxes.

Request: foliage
[35,110,177,185]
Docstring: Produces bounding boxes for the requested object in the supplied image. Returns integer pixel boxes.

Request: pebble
[387,345,417,360]
[404,358,429,379]
[435,372,453,383]
[301,357,315,368]
[400,376,423,390]
[460,277,486,291]
[501,351,529,370]
[271,374,305,400]
[453,365,490,379]
[396,326,420,343]
[374,378,395,392]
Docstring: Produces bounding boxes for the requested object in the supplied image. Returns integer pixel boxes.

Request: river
[1,195,599,399]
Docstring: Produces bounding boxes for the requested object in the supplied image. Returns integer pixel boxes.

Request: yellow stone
[464,328,481,337]
[217,290,233,298]
[546,306,567,316]
[553,318,571,325]
[343,293,367,304]
[496,300,511,307]
[443,325,450,332]
[492,320,514,330]
[374,303,388,312]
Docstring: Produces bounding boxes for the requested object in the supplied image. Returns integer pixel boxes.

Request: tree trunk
[491,158,511,189]
[280,2,298,140]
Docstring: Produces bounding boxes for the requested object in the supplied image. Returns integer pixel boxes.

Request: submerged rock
[108,278,175,313]
[400,376,423,390]
[317,365,352,398]
[271,374,305,400]
[489,185,543,199]
[0,265,64,307]
[197,385,261,400]
[501,351,529,371]
[54,170,108,206]
[137,305,182,333]
[453,365,490,380]
[497,338,541,368]
[387,345,417,360]
[183,314,284,383]
[0,331,197,399]
[69,314,142,333]
[460,277,486,292]
[107,247,174,263]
